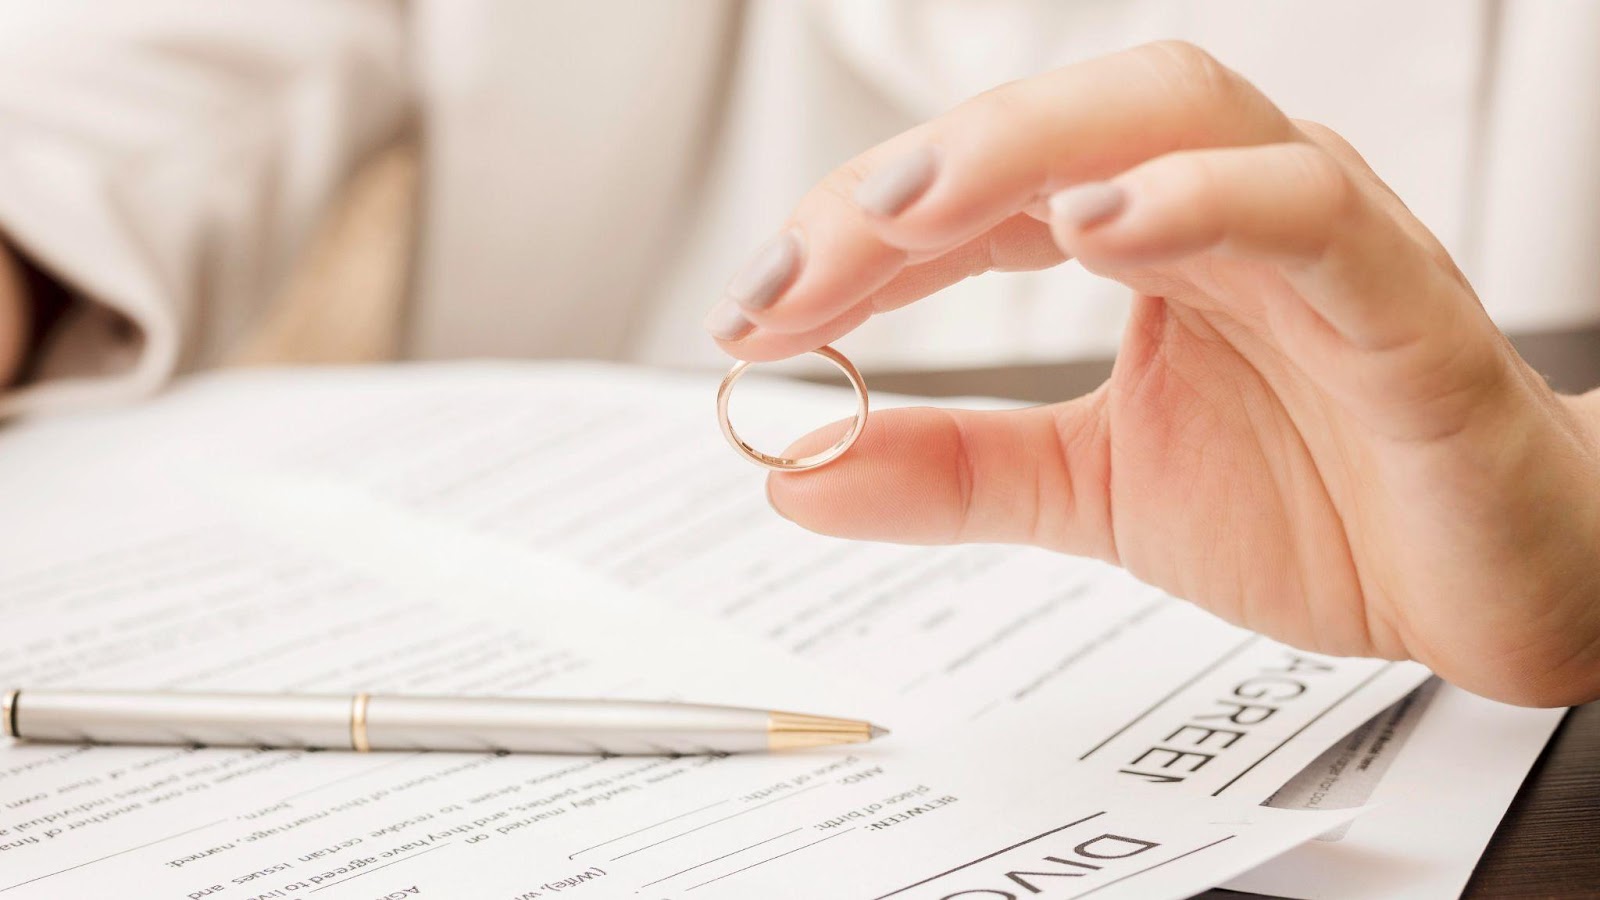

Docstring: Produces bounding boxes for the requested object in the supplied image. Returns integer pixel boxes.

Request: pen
[0,689,889,756]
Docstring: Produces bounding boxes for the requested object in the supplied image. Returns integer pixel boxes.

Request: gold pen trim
[2,690,17,740]
[350,692,372,752]
[767,711,885,751]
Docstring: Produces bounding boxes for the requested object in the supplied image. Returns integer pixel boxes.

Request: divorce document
[0,363,1436,899]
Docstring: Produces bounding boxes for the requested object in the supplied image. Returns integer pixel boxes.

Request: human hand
[0,242,28,388]
[705,42,1600,707]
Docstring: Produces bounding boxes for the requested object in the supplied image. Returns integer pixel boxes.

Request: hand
[0,241,28,388]
[705,42,1600,707]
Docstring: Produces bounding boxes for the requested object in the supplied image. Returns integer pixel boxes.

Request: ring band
[2,690,17,739]
[350,692,372,752]
[717,345,869,472]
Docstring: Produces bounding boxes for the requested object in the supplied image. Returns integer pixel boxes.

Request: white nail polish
[855,146,939,217]
[703,300,755,341]
[1049,182,1127,228]
[727,231,802,311]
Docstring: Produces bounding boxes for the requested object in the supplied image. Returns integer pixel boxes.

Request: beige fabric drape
[2,1,1597,417]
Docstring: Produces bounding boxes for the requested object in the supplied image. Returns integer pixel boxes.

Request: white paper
[0,363,1436,899]
[166,363,1431,796]
[1224,678,1564,899]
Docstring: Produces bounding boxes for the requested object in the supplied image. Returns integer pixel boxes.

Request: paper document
[0,363,1441,898]
[1223,678,1563,899]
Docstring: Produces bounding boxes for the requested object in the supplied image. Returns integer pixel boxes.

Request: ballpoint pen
[1,689,889,756]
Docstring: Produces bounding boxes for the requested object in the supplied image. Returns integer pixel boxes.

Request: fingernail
[727,230,802,311]
[703,299,755,341]
[1048,182,1127,229]
[854,145,939,216]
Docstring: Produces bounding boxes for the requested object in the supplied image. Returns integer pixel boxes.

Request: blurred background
[4,0,1600,415]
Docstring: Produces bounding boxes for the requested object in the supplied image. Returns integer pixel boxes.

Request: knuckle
[1133,41,1285,142]
[1294,119,1383,182]
[817,155,876,205]
[1141,39,1218,74]
[1169,152,1222,194]
[1160,152,1227,218]
[1149,152,1230,234]
[1283,144,1357,244]
[939,408,980,542]
[1139,40,1237,102]
[1293,119,1356,155]
[958,78,1038,133]
[1295,120,1464,275]
[969,77,1029,113]
[1291,144,1352,201]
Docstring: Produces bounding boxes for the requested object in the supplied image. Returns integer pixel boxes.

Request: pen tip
[870,724,891,740]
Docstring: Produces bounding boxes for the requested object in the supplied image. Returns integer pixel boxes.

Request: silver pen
[1,689,889,756]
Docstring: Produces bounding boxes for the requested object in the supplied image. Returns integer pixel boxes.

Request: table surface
[861,328,1600,898]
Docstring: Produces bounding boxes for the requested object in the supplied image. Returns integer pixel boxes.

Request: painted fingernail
[854,145,939,216]
[1048,182,1127,229]
[727,230,802,311]
[703,299,755,341]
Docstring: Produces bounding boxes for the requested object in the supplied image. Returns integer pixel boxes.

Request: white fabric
[0,0,1595,414]
[0,0,408,415]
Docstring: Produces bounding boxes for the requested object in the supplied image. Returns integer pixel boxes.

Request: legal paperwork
[0,362,1454,899]
[1225,678,1563,899]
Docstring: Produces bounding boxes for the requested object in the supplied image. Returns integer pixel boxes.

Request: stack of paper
[0,364,1561,899]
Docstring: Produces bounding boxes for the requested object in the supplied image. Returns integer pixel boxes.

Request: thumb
[765,394,1116,560]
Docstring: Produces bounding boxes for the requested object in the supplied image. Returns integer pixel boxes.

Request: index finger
[708,41,1296,351]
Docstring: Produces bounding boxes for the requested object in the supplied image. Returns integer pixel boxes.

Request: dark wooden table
[856,325,1600,899]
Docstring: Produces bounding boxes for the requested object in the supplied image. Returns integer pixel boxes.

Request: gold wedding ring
[717,346,869,472]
